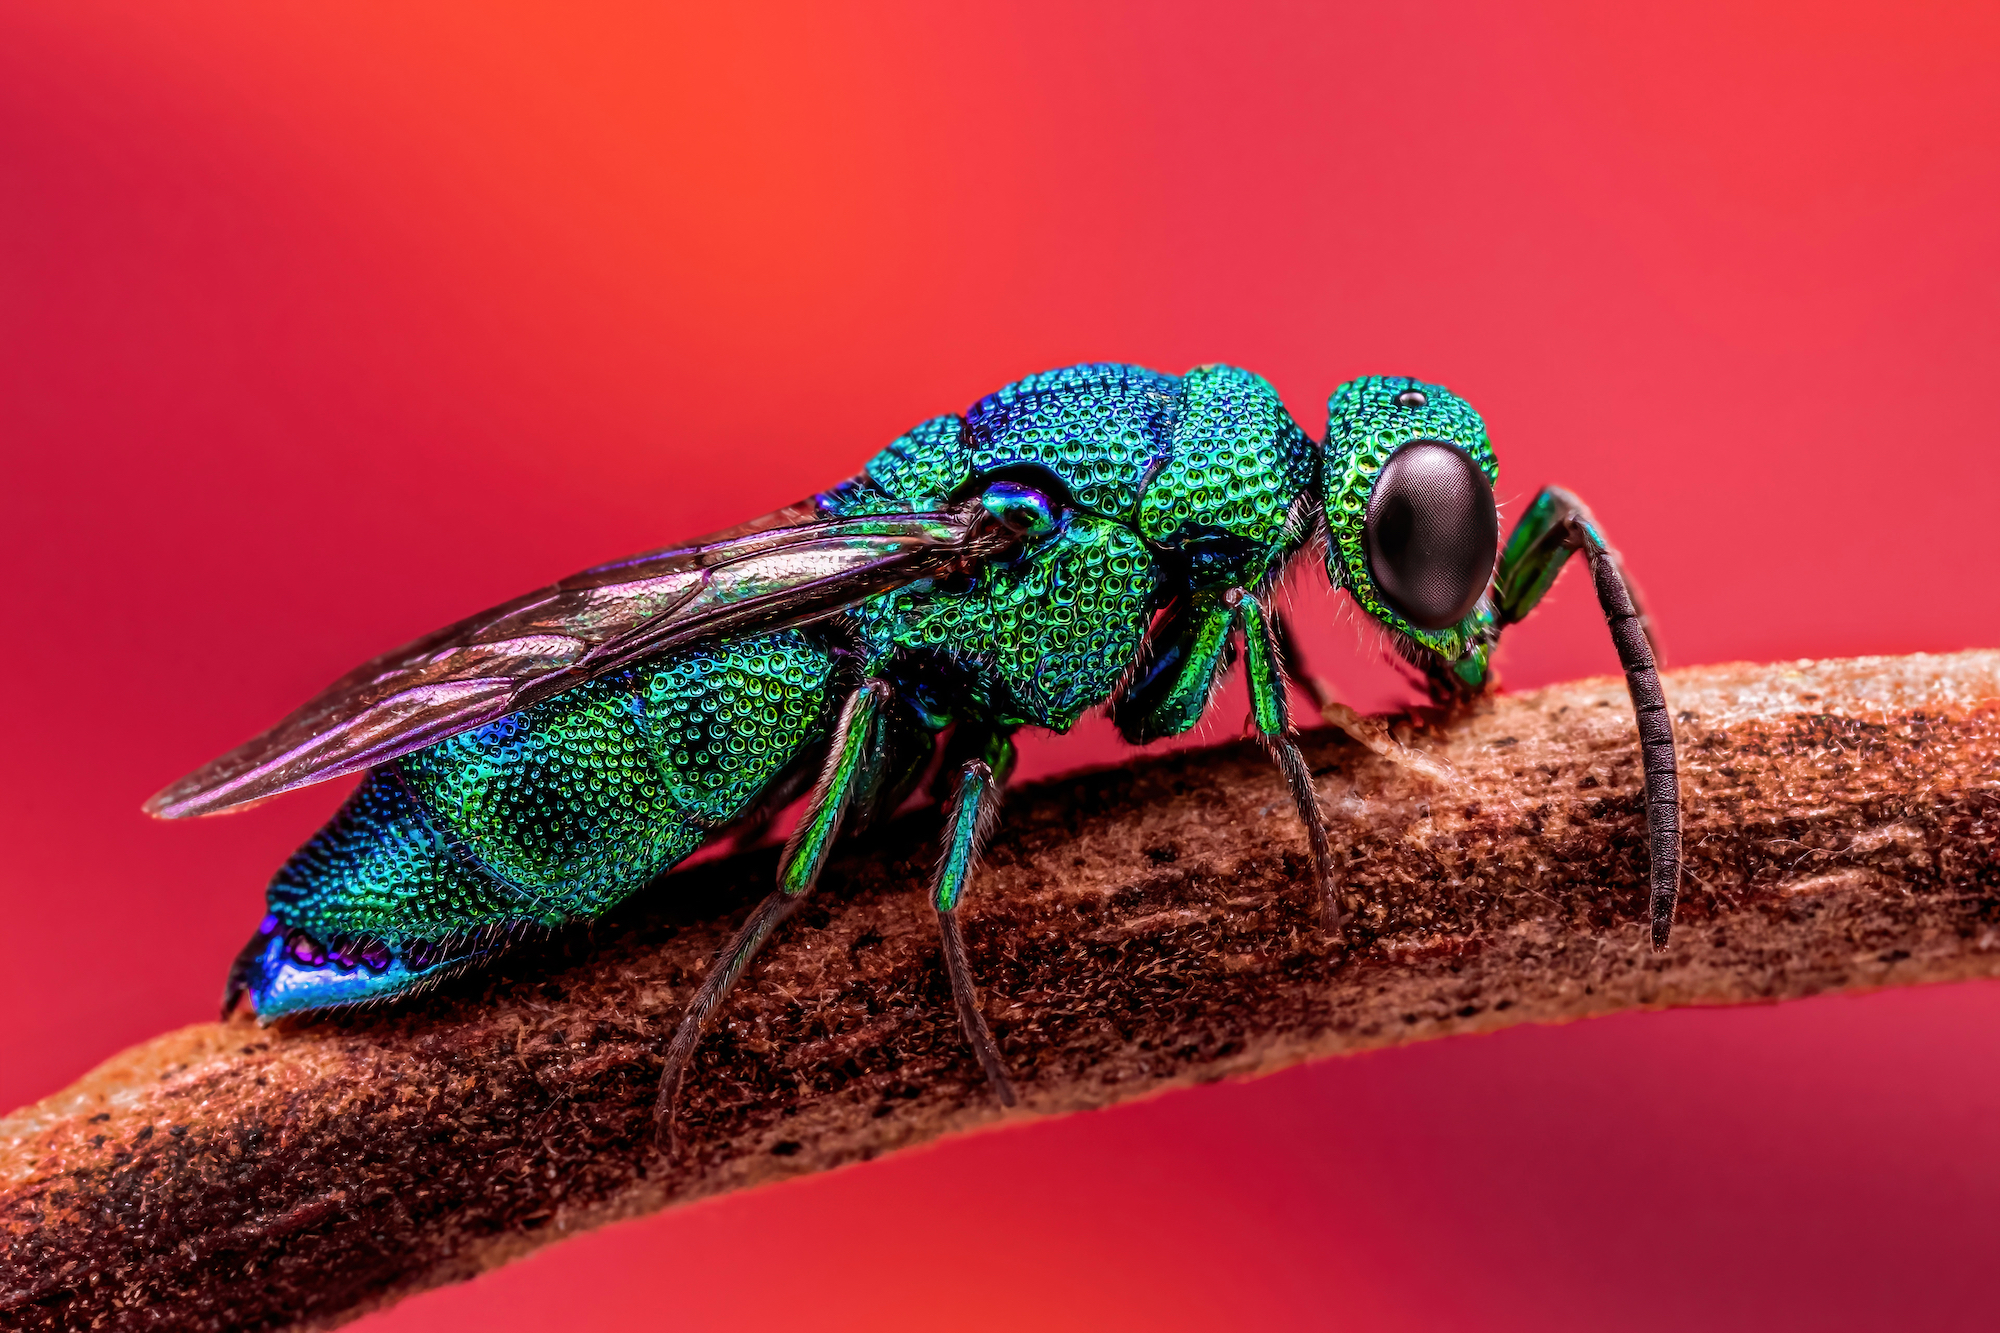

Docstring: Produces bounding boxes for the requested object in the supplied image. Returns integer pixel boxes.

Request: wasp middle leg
[927,726,1020,1106]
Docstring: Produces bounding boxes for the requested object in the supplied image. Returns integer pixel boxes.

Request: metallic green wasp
[149,363,1679,1132]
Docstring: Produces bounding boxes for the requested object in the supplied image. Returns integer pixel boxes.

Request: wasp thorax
[979,479,1059,536]
[1364,440,1499,630]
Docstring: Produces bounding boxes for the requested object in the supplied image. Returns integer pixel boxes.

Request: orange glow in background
[3,3,1999,1328]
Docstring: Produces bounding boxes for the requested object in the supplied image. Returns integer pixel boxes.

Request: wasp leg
[1108,589,1238,744]
[1232,589,1341,937]
[1494,487,1681,949]
[654,679,892,1148]
[1272,613,1334,717]
[1111,586,1341,938]
[929,741,1018,1107]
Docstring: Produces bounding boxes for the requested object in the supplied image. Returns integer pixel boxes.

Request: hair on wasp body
[150,361,1679,1139]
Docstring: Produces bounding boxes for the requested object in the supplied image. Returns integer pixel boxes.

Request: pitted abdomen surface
[399,630,835,916]
[265,631,837,946]
[267,768,527,942]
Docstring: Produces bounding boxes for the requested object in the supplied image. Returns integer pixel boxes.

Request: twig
[4,652,2000,1332]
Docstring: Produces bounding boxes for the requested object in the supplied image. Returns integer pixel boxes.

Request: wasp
[150,364,1679,1133]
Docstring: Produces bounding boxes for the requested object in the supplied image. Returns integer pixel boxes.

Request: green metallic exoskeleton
[149,363,1678,1133]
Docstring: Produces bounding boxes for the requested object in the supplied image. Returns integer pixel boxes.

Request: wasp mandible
[149,364,1680,1134]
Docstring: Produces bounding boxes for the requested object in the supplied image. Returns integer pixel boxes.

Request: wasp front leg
[1233,590,1342,935]
[1491,486,1681,948]
[1109,589,1240,742]
[1111,589,1342,936]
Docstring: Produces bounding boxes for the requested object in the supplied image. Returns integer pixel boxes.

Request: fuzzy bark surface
[5,652,2000,1332]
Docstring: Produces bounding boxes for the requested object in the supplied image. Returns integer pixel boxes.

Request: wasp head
[1320,376,1501,689]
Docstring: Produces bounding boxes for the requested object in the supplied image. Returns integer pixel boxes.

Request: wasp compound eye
[1364,440,1499,630]
[980,479,1058,536]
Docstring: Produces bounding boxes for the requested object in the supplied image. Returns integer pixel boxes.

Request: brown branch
[6,652,2000,1331]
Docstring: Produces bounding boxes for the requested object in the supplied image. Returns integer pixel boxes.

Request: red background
[5,3,2000,1328]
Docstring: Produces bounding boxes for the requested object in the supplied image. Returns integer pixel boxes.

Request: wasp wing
[147,498,1001,819]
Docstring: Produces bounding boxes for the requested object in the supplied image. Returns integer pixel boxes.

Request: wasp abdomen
[240,630,836,1018]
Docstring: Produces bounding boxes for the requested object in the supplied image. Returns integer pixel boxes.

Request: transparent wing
[147,497,1003,819]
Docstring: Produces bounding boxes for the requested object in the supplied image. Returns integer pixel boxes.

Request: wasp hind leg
[654,679,892,1148]
[928,732,1019,1107]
